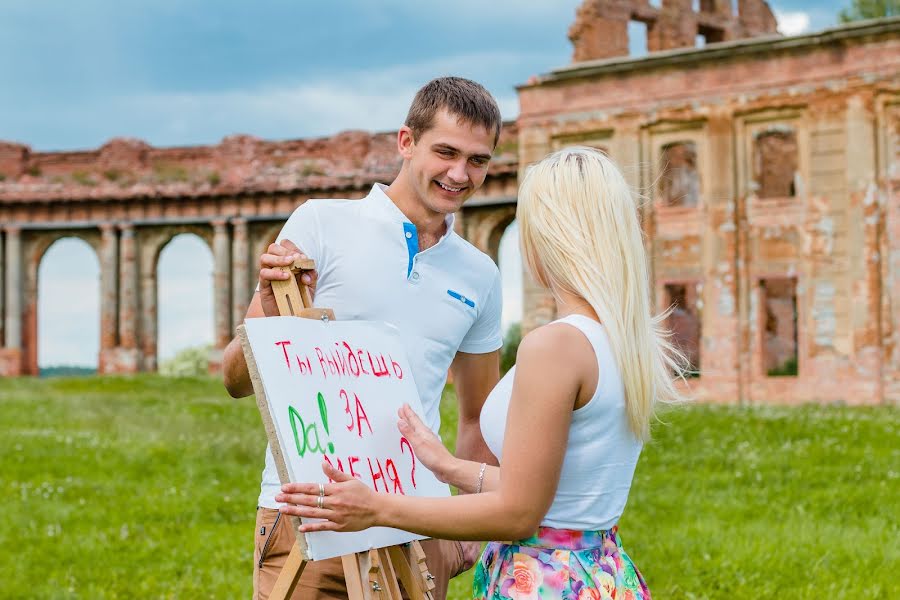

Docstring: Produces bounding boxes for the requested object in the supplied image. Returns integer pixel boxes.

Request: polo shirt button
[411,271,420,281]
[405,231,413,239]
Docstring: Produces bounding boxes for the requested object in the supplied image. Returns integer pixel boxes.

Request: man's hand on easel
[258,239,318,317]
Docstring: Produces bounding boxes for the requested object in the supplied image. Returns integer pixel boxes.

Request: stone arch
[255,221,286,261]
[468,206,517,264]
[228,220,288,318]
[138,224,215,371]
[143,224,214,273]
[158,232,215,364]
[22,230,102,375]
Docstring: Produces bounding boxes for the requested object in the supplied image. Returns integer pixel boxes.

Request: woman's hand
[397,404,455,483]
[276,461,380,533]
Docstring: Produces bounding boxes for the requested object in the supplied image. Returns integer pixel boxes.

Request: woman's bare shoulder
[516,320,596,369]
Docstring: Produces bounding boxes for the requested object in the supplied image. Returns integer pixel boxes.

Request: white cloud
[124,52,528,145]
[36,235,216,366]
[775,11,811,36]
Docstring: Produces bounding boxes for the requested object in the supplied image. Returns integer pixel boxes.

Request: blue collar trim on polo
[365,183,456,233]
[363,184,456,279]
[403,222,419,277]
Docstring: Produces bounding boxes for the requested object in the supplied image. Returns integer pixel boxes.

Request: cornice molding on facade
[520,17,900,89]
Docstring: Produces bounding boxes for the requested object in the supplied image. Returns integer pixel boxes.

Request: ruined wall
[569,0,777,62]
[879,97,900,401]
[0,124,518,376]
[520,18,900,405]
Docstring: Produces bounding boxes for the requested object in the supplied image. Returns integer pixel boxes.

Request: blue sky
[1,0,846,366]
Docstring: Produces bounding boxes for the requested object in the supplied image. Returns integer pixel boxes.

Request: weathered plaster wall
[519,19,900,404]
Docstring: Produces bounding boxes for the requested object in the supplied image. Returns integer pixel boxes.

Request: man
[222,76,503,600]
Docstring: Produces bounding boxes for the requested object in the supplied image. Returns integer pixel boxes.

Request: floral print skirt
[472,525,650,599]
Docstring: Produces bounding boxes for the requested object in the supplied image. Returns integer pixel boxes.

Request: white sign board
[243,316,450,560]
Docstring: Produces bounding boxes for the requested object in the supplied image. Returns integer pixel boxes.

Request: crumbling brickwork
[3,10,900,411]
[569,0,777,62]
[0,124,517,375]
[521,18,900,405]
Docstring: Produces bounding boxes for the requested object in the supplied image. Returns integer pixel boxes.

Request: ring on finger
[318,483,325,497]
[316,495,325,510]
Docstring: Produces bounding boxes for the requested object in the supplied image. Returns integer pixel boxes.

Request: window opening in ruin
[761,277,799,377]
[665,282,702,376]
[753,128,798,199]
[693,0,701,11]
[698,24,727,45]
[38,237,100,373]
[157,233,214,366]
[658,141,700,207]
[648,0,662,8]
[628,20,649,57]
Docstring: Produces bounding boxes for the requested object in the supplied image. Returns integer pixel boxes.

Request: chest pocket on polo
[446,289,476,308]
[447,290,475,310]
[433,288,478,341]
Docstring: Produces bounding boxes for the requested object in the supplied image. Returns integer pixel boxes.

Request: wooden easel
[237,257,436,600]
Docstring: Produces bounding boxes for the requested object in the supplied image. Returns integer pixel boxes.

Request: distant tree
[500,323,522,375]
[839,0,900,22]
[40,365,96,377]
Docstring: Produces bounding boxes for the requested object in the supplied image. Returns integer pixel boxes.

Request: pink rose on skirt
[510,554,543,600]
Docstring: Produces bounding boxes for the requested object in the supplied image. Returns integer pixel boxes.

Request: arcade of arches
[0,132,519,377]
[2,9,900,406]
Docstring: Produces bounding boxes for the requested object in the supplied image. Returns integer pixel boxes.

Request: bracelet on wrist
[475,462,487,494]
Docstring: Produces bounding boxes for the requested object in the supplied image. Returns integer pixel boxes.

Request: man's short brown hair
[405,77,502,147]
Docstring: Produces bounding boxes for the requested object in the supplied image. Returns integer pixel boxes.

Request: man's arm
[222,293,265,398]
[449,350,500,466]
[222,239,318,398]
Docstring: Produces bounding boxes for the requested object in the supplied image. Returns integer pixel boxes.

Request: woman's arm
[277,323,593,541]
[393,403,500,494]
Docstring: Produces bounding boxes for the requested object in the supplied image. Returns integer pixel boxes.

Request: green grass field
[1,376,897,599]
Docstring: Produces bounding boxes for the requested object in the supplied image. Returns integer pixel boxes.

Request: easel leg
[268,543,434,600]
[269,541,307,600]
[373,548,403,598]
[343,552,369,598]
[391,546,433,599]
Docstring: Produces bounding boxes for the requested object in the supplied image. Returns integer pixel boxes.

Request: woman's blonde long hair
[517,147,687,441]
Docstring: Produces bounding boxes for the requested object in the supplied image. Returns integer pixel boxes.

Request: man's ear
[397,126,415,159]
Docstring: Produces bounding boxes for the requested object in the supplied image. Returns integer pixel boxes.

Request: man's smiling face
[399,108,495,217]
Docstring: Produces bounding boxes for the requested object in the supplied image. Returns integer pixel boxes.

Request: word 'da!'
[242,316,450,560]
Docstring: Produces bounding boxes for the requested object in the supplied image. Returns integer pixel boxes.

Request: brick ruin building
[2,2,900,406]
[0,131,518,376]
[521,5,900,404]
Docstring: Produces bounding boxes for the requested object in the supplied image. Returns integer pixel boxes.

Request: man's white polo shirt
[258,183,502,508]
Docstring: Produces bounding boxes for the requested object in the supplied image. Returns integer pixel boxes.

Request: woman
[277,147,687,599]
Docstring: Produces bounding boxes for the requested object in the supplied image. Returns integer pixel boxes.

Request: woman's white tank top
[479,314,643,530]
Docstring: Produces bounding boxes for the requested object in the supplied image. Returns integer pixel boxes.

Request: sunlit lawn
[1,375,897,598]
